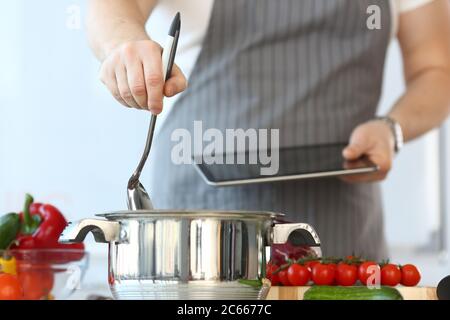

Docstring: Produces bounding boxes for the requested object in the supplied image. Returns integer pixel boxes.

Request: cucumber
[0,213,20,250]
[303,286,403,300]
[238,279,263,288]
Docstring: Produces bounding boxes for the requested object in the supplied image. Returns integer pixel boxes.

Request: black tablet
[193,143,379,186]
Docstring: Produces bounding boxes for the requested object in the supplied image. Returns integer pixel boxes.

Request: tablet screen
[193,143,378,186]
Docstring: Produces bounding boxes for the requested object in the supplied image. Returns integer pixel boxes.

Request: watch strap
[374,116,404,153]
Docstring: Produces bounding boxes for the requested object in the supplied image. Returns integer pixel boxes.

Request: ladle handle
[128,115,157,189]
[128,15,180,189]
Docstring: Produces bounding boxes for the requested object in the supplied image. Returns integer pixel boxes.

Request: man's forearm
[87,0,155,61]
[388,67,450,142]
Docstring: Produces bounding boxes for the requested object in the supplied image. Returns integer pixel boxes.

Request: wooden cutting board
[266,286,437,300]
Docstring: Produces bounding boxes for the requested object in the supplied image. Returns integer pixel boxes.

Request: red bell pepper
[12,194,85,261]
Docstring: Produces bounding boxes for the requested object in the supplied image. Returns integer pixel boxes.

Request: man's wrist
[102,38,147,59]
[373,116,404,153]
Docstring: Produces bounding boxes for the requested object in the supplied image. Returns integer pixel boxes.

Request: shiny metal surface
[60,219,121,244]
[127,115,157,210]
[126,181,154,211]
[98,209,281,219]
[60,210,321,300]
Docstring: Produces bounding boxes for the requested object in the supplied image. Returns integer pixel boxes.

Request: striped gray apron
[149,0,391,260]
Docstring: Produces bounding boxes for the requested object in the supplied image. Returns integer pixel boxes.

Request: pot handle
[59,219,121,244]
[271,223,322,256]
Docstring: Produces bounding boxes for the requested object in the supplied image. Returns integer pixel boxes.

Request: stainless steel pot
[60,210,321,300]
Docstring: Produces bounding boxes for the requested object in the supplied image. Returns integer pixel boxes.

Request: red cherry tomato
[327,263,337,271]
[0,274,23,300]
[358,261,380,286]
[266,263,273,276]
[305,260,320,271]
[381,264,402,286]
[401,264,421,286]
[328,263,338,285]
[16,262,54,300]
[336,263,358,286]
[278,269,291,286]
[266,263,280,286]
[312,263,336,286]
[18,270,54,300]
[287,264,311,286]
[345,256,361,267]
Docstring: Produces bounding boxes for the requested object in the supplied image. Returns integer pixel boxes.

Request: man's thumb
[342,143,365,160]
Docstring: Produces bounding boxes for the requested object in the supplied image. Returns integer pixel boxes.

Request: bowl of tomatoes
[0,249,88,300]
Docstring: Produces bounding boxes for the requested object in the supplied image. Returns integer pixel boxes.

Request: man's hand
[342,120,396,183]
[99,40,187,114]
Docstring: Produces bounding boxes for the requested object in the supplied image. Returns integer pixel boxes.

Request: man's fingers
[142,46,164,114]
[99,65,129,107]
[370,154,392,172]
[115,64,140,109]
[99,40,188,112]
[342,143,365,160]
[341,120,395,183]
[125,59,148,109]
[340,172,387,183]
[341,147,388,183]
[164,64,188,97]
[341,151,391,183]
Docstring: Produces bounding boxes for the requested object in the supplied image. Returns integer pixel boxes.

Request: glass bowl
[0,249,88,300]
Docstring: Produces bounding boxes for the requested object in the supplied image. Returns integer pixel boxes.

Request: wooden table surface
[266,286,437,300]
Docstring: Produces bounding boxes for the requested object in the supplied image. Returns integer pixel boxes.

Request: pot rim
[96,209,283,220]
